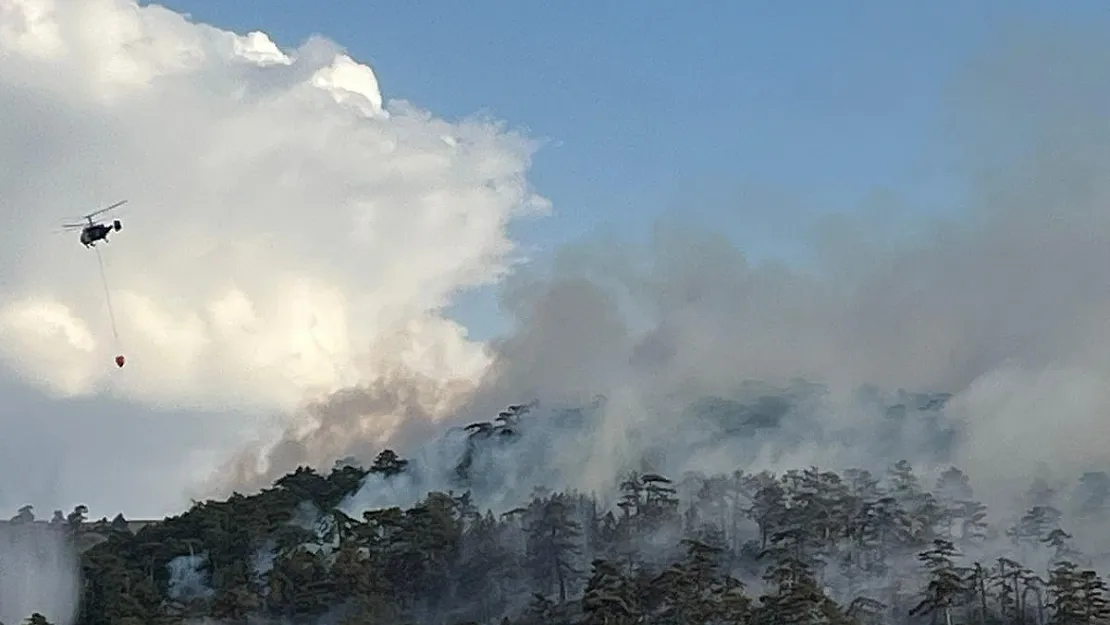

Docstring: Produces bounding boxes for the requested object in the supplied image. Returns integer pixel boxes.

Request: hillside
[3,397,1109,625]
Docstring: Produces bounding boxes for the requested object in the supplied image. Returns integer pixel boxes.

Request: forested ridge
[4,401,1110,625]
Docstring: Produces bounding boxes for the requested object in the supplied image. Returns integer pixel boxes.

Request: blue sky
[144,0,1108,339]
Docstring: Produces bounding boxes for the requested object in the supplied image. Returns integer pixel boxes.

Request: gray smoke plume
[0,523,80,625]
[211,14,1110,527]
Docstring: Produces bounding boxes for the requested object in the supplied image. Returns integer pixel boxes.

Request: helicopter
[61,200,127,248]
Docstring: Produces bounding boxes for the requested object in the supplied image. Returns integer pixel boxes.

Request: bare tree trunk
[978,569,988,625]
[558,564,567,603]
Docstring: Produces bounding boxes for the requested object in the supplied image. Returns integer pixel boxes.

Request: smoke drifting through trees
[9,5,1110,625]
[213,16,1110,530]
[32,433,1110,625]
[0,518,80,625]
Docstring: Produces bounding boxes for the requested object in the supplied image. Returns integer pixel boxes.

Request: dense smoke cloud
[218,16,1110,524]
[3,0,1108,534]
[0,523,79,625]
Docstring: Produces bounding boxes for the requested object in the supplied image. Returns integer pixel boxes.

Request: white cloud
[0,0,549,421]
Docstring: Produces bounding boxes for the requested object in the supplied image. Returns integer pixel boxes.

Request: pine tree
[755,553,833,625]
[581,559,639,625]
[1078,569,1110,625]
[1047,561,1085,625]
[910,539,968,625]
[525,494,583,603]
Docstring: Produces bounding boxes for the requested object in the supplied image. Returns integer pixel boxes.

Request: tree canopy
[3,401,1109,625]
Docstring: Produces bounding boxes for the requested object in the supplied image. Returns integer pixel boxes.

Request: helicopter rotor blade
[81,200,128,220]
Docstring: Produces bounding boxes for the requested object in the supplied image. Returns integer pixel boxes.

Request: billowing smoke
[3,0,1108,533]
[214,14,1110,528]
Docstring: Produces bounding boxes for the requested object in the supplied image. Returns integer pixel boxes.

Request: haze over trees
[3,398,1110,625]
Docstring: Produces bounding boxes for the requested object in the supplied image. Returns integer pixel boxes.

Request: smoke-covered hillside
[200,17,1110,535]
[10,394,1110,625]
[334,383,960,517]
[7,6,1110,625]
